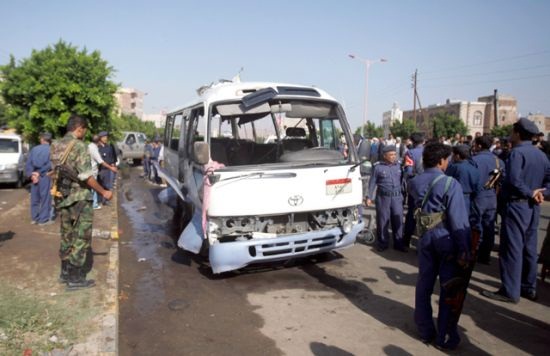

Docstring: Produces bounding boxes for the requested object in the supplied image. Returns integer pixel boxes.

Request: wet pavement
[118,169,281,356]
[118,167,550,356]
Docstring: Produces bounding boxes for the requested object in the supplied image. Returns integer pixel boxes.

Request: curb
[99,188,119,355]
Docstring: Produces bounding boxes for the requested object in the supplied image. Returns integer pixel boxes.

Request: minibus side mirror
[193,142,210,165]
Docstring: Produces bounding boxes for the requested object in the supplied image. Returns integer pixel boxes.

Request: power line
[420,64,550,81]
[422,73,550,89]
[421,49,550,75]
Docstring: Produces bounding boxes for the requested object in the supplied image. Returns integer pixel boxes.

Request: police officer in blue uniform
[409,142,471,350]
[403,132,425,248]
[366,145,406,252]
[25,132,53,225]
[472,135,505,264]
[482,118,550,303]
[445,144,481,221]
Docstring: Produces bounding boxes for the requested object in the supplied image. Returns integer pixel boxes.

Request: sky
[1,0,549,131]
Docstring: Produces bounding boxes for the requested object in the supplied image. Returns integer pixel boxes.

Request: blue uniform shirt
[445,160,481,195]
[408,168,471,256]
[502,141,550,200]
[367,161,402,199]
[472,150,505,197]
[25,144,51,177]
[404,145,424,179]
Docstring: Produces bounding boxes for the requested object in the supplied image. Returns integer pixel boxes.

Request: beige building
[382,102,403,138]
[527,113,550,139]
[114,88,145,119]
[402,94,518,137]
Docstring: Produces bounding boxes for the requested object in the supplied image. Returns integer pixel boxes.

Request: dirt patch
[0,187,115,354]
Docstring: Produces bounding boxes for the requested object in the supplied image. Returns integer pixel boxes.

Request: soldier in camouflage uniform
[50,115,113,291]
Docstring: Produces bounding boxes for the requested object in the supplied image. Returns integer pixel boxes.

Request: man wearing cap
[482,118,550,303]
[445,144,481,223]
[97,131,118,205]
[402,132,426,248]
[25,132,54,225]
[366,145,406,252]
[472,135,505,265]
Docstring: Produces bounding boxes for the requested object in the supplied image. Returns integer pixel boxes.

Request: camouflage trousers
[59,200,93,268]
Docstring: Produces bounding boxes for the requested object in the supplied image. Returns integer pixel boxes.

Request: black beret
[517,118,539,135]
[382,145,397,153]
[98,131,109,137]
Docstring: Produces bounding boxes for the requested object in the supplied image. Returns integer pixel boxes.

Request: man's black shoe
[521,290,538,301]
[66,264,95,291]
[477,258,490,265]
[481,289,518,304]
[58,260,69,284]
[394,246,409,253]
[376,246,388,252]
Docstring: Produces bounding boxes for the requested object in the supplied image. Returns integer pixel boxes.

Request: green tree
[390,119,416,139]
[0,98,7,128]
[490,124,513,138]
[431,113,468,139]
[355,122,383,138]
[0,40,118,143]
[111,113,160,141]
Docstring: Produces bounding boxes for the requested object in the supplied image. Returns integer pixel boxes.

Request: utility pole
[412,69,418,124]
[493,89,498,128]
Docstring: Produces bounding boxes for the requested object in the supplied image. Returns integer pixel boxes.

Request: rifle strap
[420,174,452,211]
[59,140,77,165]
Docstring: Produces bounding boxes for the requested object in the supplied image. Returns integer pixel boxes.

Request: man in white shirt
[88,135,117,209]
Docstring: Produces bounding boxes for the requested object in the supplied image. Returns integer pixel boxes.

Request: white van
[0,133,25,187]
[159,82,365,273]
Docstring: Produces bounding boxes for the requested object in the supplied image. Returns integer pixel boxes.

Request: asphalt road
[117,167,550,356]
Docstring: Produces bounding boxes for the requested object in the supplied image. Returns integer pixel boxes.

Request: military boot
[58,260,69,284]
[66,264,95,291]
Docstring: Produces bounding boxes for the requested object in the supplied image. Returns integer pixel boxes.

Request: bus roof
[167,81,337,115]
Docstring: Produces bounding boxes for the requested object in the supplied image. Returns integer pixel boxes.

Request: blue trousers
[143,158,151,178]
[475,191,497,262]
[30,176,52,223]
[403,194,416,246]
[98,169,114,203]
[415,231,460,347]
[499,201,539,300]
[375,194,404,249]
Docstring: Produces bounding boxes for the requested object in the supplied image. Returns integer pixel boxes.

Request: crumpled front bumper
[209,222,364,274]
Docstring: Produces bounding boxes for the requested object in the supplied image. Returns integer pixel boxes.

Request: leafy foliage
[490,124,513,138]
[355,122,383,138]
[0,40,118,143]
[431,113,468,138]
[111,113,161,141]
[390,119,416,139]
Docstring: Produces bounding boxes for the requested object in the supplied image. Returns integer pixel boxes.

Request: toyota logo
[288,195,304,207]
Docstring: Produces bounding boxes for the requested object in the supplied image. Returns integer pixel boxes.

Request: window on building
[473,111,482,126]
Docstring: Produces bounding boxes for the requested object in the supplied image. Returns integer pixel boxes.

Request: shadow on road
[310,341,354,356]
[0,230,15,245]
[301,263,490,355]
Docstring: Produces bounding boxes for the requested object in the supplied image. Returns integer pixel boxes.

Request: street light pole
[349,54,387,138]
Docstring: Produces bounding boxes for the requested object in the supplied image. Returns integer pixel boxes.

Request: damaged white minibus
[158,81,365,273]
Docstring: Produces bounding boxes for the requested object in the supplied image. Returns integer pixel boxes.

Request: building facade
[402,94,518,137]
[382,102,403,138]
[114,88,145,119]
[527,113,550,139]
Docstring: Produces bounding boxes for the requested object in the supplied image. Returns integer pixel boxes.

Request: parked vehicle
[116,131,147,164]
[158,81,365,273]
[0,133,26,187]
